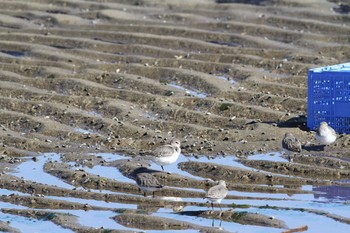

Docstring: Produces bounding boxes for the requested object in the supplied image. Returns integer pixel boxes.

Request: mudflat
[0,0,350,232]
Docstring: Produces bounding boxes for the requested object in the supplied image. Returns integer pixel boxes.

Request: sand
[0,0,350,232]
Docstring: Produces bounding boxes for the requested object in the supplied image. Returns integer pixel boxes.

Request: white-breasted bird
[149,139,181,172]
[315,121,337,145]
[205,180,228,211]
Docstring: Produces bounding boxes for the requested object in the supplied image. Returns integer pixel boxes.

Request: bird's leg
[143,192,147,197]
[161,165,171,174]
[152,191,155,198]
[211,202,214,211]
[138,188,143,196]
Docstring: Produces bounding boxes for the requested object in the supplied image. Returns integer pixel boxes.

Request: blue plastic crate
[307,62,350,134]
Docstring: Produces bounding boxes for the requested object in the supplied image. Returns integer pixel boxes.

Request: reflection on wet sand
[2,151,350,233]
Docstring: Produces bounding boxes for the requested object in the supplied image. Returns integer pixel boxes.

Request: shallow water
[173,152,296,180]
[0,50,26,57]
[0,212,74,233]
[55,209,134,231]
[11,153,74,189]
[73,128,94,134]
[247,152,289,162]
[167,82,207,98]
[0,200,73,233]
[50,194,139,209]
[313,185,350,202]
[155,210,281,233]
[216,75,236,84]
[71,163,135,183]
[254,207,350,233]
[3,151,350,232]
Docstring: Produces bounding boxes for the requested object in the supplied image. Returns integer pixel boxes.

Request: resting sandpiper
[316,121,336,145]
[282,133,302,153]
[135,172,163,197]
[205,180,228,211]
[150,139,181,172]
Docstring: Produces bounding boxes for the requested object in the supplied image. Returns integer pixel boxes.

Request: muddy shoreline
[0,0,350,232]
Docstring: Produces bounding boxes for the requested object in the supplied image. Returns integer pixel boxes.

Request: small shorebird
[205,180,228,211]
[282,133,302,153]
[315,121,337,145]
[150,139,181,172]
[135,172,163,197]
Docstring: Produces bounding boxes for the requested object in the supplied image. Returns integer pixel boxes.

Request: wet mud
[0,0,350,232]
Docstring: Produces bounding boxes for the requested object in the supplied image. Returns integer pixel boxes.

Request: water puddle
[73,128,98,135]
[215,0,266,5]
[0,197,133,232]
[93,153,127,162]
[313,185,350,202]
[52,195,138,209]
[89,152,350,203]
[3,151,350,232]
[51,45,74,50]
[247,152,288,162]
[167,82,207,98]
[71,163,135,183]
[233,198,350,218]
[216,74,236,84]
[89,153,136,183]
[0,211,74,233]
[148,153,256,180]
[252,207,350,233]
[0,198,71,233]
[172,152,293,180]
[10,153,74,189]
[227,189,304,200]
[86,111,103,118]
[0,50,27,57]
[0,189,26,196]
[55,209,133,231]
[155,210,281,233]
[0,188,139,216]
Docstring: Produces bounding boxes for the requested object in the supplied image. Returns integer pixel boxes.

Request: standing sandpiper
[315,121,337,145]
[150,139,181,172]
[205,180,228,211]
[135,172,163,197]
[282,133,302,153]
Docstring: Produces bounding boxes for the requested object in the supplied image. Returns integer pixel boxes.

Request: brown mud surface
[0,0,350,232]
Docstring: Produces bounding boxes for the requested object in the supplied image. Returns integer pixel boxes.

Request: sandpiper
[150,139,181,172]
[282,133,302,153]
[315,121,336,145]
[135,172,163,197]
[205,180,228,211]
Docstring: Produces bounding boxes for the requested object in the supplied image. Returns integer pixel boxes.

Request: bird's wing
[152,145,175,158]
[329,127,337,137]
[137,174,162,188]
[207,185,228,199]
[283,137,301,152]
